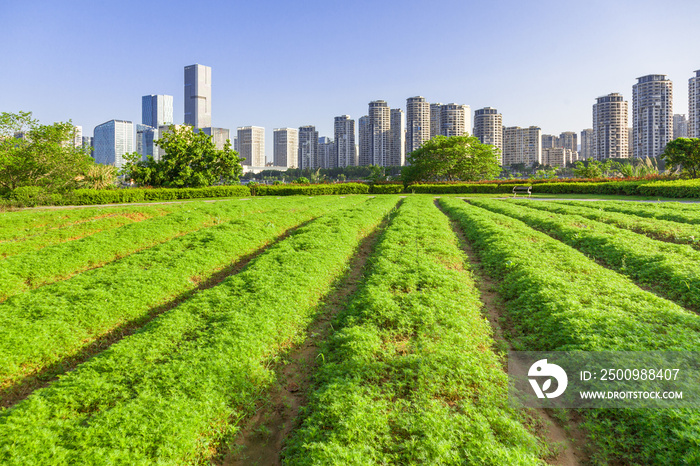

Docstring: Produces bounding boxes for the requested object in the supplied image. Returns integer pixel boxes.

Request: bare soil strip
[435,199,588,466]
[0,220,314,410]
[215,213,393,466]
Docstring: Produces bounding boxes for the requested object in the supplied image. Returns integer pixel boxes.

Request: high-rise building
[82,136,93,155]
[237,126,265,166]
[317,137,335,169]
[633,75,673,158]
[580,129,594,159]
[358,116,370,166]
[368,100,390,166]
[473,107,503,162]
[593,93,629,159]
[136,124,158,161]
[273,128,299,168]
[406,96,431,153]
[334,115,356,167]
[430,103,442,139]
[389,108,405,166]
[440,104,470,137]
[142,95,174,128]
[542,147,575,167]
[93,120,133,168]
[628,128,634,158]
[184,64,212,128]
[674,114,688,139]
[690,70,700,138]
[502,126,541,166]
[71,126,83,148]
[559,132,577,153]
[298,126,319,169]
[198,127,230,150]
[541,134,560,149]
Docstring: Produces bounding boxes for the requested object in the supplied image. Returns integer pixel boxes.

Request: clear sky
[2,0,698,162]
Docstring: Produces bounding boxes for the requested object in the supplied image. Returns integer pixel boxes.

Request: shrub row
[0,196,399,464]
[0,197,364,390]
[70,185,251,205]
[250,182,370,196]
[440,198,700,464]
[0,198,289,301]
[517,200,700,249]
[637,179,700,198]
[284,196,546,464]
[406,181,649,195]
[472,199,700,311]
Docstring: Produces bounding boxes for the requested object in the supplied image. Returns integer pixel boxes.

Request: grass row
[0,196,399,464]
[439,198,700,464]
[0,196,366,391]
[509,200,700,249]
[471,199,700,311]
[0,197,317,301]
[559,200,700,225]
[0,206,174,259]
[283,196,547,465]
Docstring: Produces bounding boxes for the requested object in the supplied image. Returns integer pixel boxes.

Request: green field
[1,194,699,464]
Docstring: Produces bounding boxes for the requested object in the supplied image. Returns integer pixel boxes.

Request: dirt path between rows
[436,199,589,465]
[216,213,392,466]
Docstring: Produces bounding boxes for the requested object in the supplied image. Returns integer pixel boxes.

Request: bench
[512,185,532,198]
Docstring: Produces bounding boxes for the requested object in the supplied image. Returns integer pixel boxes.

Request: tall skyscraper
[628,128,634,158]
[674,114,688,139]
[317,137,335,169]
[358,116,370,166]
[502,126,541,166]
[580,129,594,159]
[273,128,299,168]
[142,95,174,128]
[541,134,560,149]
[406,96,431,153]
[440,104,470,137]
[93,120,133,168]
[136,124,158,161]
[368,100,390,166]
[334,115,356,167]
[389,108,406,166]
[473,107,503,162]
[430,103,442,139]
[559,132,578,153]
[298,126,319,169]
[593,93,629,159]
[633,75,673,158]
[690,70,700,138]
[237,126,265,166]
[184,64,212,128]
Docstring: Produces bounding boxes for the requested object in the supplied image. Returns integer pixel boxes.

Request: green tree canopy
[0,111,93,194]
[401,134,501,185]
[662,138,700,178]
[121,125,244,187]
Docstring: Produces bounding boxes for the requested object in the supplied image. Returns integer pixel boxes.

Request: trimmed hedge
[369,183,404,194]
[405,181,649,195]
[70,185,251,205]
[637,179,700,198]
[251,182,369,196]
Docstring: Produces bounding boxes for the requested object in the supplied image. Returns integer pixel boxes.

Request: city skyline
[2,1,699,163]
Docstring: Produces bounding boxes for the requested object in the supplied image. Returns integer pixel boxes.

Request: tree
[662,138,700,178]
[401,134,501,185]
[121,125,244,187]
[572,160,603,178]
[0,111,93,194]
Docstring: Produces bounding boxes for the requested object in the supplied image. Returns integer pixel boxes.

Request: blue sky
[2,0,698,161]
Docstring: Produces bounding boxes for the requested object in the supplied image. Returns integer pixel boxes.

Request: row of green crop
[439,198,700,464]
[0,206,175,259]
[0,196,399,464]
[284,196,547,464]
[515,200,700,249]
[0,197,299,301]
[0,196,365,391]
[560,199,700,225]
[472,199,700,311]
